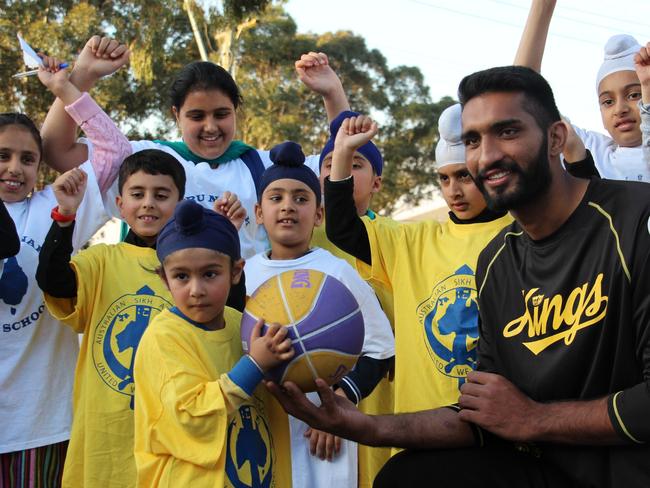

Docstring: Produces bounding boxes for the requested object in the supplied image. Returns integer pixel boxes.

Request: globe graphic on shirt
[418,264,480,386]
[0,257,28,315]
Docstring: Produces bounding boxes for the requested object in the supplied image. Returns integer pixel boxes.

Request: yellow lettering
[502,274,608,355]
[504,288,538,337]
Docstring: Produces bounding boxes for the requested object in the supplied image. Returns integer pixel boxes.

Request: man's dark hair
[458,66,561,131]
[118,149,186,198]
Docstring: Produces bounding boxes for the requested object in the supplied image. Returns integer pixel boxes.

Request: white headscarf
[435,103,465,169]
[596,34,641,92]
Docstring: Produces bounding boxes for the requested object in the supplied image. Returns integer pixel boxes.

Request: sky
[284,0,650,134]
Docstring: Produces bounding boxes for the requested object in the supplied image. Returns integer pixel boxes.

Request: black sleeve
[36,221,78,298]
[0,200,20,259]
[324,176,372,265]
[565,150,599,179]
[226,269,247,312]
[606,200,650,443]
[335,355,392,404]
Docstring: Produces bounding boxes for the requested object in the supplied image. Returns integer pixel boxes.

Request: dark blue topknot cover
[258,141,321,205]
[269,141,305,167]
[157,200,241,263]
[174,197,205,234]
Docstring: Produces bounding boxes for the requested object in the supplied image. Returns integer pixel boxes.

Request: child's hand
[334,115,379,153]
[213,191,246,230]
[561,120,587,163]
[304,427,342,461]
[73,35,130,84]
[295,52,342,97]
[52,168,87,218]
[635,42,650,104]
[36,55,70,93]
[248,319,295,371]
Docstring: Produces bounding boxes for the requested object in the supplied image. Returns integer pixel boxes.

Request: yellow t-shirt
[362,214,512,415]
[133,307,291,488]
[311,214,396,325]
[44,243,173,488]
[311,215,396,488]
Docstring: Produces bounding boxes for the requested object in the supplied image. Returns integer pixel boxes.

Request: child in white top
[247,141,394,488]
[0,52,129,480]
[514,0,650,181]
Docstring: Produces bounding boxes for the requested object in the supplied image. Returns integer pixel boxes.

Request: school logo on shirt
[0,256,28,315]
[502,273,608,355]
[416,265,479,386]
[225,401,274,488]
[92,285,171,408]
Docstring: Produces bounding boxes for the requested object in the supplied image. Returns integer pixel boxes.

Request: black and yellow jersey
[476,177,650,487]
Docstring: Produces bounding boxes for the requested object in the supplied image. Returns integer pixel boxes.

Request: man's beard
[473,135,552,212]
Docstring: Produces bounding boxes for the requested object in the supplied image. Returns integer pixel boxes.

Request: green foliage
[0,0,453,211]
[235,8,454,211]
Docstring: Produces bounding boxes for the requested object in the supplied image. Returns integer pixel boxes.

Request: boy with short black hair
[36,150,201,487]
[247,141,395,488]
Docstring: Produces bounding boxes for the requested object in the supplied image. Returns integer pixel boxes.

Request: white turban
[435,103,465,169]
[596,34,641,92]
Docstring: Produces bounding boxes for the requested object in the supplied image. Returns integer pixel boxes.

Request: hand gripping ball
[241,269,365,392]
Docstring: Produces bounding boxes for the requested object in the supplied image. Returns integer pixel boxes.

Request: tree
[0,0,452,211]
[232,6,454,211]
[1,0,198,186]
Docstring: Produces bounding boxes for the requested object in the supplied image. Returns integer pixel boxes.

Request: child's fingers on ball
[249,318,265,340]
[326,434,337,461]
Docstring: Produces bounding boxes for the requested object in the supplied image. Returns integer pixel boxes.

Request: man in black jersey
[268,66,650,487]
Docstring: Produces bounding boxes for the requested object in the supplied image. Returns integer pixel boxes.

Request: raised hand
[213,191,246,230]
[36,54,70,93]
[72,35,130,85]
[248,320,295,371]
[295,52,341,96]
[295,51,350,121]
[635,42,650,104]
[334,115,379,153]
[52,168,88,218]
[329,115,378,181]
[561,120,587,163]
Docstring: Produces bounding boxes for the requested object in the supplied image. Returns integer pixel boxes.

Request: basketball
[240,269,365,392]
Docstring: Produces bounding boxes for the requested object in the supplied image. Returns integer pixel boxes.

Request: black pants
[373,447,580,488]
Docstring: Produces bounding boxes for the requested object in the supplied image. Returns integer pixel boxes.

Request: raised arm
[513,0,557,71]
[36,168,88,299]
[635,42,650,166]
[40,36,130,172]
[324,115,378,263]
[38,53,132,193]
[295,52,350,122]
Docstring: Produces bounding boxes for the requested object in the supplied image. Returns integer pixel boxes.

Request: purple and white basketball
[241,269,364,392]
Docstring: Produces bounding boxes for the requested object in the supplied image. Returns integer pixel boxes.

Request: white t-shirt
[98,140,320,259]
[1,161,108,453]
[245,247,395,488]
[572,125,650,182]
[573,104,650,182]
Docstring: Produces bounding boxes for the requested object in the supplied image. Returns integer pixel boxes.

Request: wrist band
[51,205,76,223]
